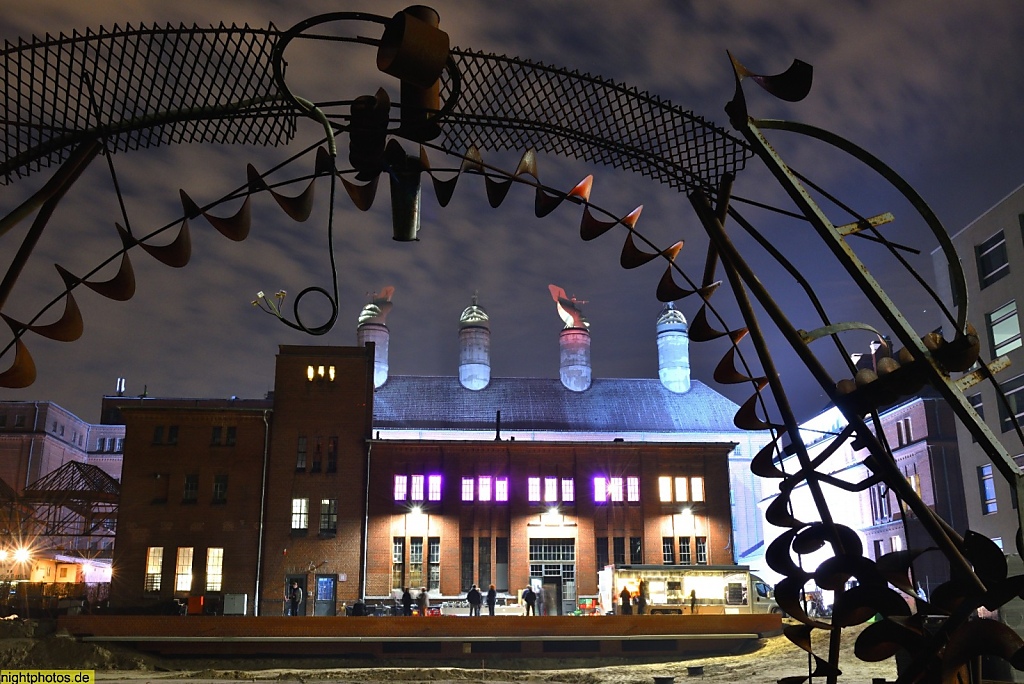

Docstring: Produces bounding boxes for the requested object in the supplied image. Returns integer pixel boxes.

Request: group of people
[465,583,498,615]
[618,578,650,615]
[400,587,431,616]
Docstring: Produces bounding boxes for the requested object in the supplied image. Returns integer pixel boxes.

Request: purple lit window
[609,477,624,502]
[528,477,541,502]
[394,475,408,501]
[461,477,475,502]
[544,477,558,502]
[627,477,640,502]
[427,475,442,501]
[479,476,492,502]
[495,478,508,502]
[561,478,575,502]
[410,475,425,501]
[594,477,607,503]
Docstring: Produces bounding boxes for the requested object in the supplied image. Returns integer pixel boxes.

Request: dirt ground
[0,618,896,683]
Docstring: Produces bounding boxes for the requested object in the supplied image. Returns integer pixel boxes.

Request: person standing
[619,585,632,615]
[401,587,413,616]
[637,578,648,615]
[287,580,303,616]
[486,584,497,616]
[467,584,482,616]
[522,586,536,616]
[536,585,546,616]
[417,587,429,616]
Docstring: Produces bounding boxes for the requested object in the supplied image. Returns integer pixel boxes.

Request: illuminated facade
[108,299,769,615]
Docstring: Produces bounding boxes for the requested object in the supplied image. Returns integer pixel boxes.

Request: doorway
[313,574,337,616]
[529,538,576,616]
[284,574,307,616]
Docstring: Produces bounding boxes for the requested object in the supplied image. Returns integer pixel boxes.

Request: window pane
[495,478,508,502]
[593,477,607,503]
[544,477,558,502]
[626,476,640,502]
[478,476,492,502]
[461,477,475,502]
[977,231,1009,288]
[291,498,309,529]
[175,547,194,592]
[528,477,541,502]
[609,477,623,502]
[659,477,672,502]
[206,548,224,592]
[561,478,574,502]
[411,475,425,501]
[691,477,705,502]
[988,301,1022,356]
[394,475,408,501]
[675,476,688,502]
[998,374,1024,433]
[427,475,442,501]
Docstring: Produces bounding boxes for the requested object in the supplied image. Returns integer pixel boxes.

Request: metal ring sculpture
[3,9,1024,683]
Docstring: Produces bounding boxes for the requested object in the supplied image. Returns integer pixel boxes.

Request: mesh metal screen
[1,24,297,184]
[439,49,752,193]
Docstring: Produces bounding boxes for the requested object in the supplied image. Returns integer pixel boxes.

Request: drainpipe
[361,441,372,602]
[254,409,271,616]
[25,402,40,489]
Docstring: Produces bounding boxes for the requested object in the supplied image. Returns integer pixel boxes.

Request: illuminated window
[691,477,705,502]
[609,477,624,502]
[174,547,194,592]
[626,476,640,502]
[478,476,492,502]
[979,464,998,514]
[890,535,903,552]
[680,537,691,565]
[528,477,541,502]
[675,477,688,502]
[206,548,223,592]
[144,547,162,592]
[394,475,408,501]
[989,300,1022,356]
[411,475,425,501]
[561,478,575,502]
[495,477,509,502]
[544,477,558,502]
[593,477,607,503]
[461,477,475,501]
[427,475,442,501]
[291,498,309,529]
[659,477,672,502]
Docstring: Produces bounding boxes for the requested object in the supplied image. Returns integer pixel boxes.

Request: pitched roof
[373,376,741,434]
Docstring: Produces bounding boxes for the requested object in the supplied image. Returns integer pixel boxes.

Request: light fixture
[0,550,7,562]
[13,548,29,563]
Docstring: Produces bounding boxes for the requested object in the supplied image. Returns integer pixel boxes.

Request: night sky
[2,1,1023,425]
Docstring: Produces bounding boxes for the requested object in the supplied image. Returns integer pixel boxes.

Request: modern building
[0,400,124,590]
[760,368,967,604]
[931,182,1024,551]
[104,293,770,616]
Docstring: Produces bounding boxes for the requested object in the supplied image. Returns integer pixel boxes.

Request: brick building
[108,297,768,616]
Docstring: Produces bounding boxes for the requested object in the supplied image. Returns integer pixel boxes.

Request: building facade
[931,182,1024,551]
[106,296,769,615]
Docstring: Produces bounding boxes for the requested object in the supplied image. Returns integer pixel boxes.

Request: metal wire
[1,23,297,184]
[439,48,753,194]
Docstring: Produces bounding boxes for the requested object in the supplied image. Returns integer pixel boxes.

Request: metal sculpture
[3,6,1023,683]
